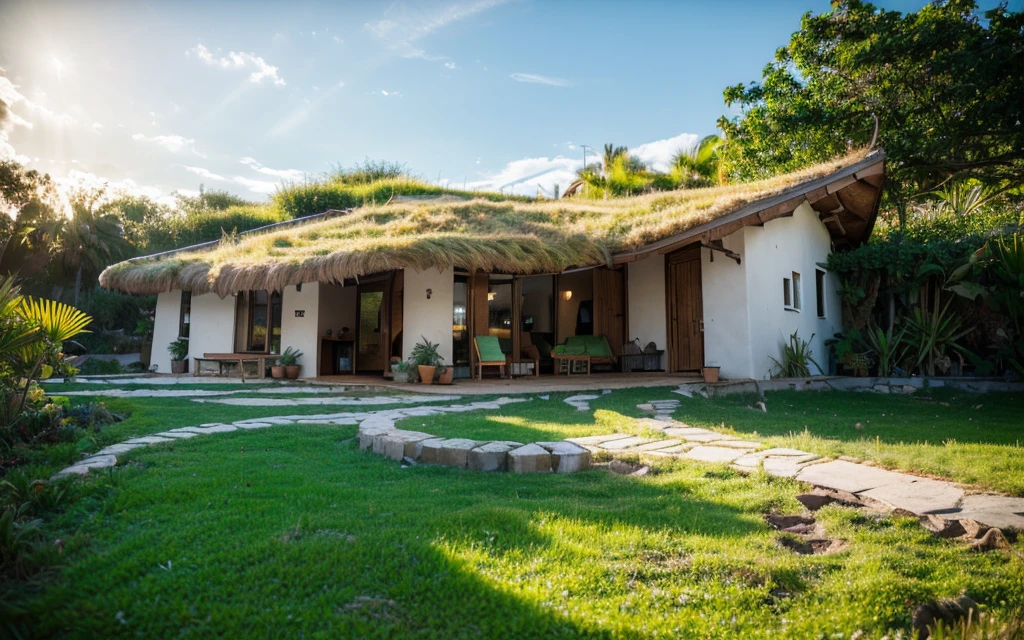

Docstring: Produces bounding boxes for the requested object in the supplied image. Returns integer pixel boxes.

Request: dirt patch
[778,535,848,556]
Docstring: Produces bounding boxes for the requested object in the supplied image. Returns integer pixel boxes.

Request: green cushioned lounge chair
[473,335,507,379]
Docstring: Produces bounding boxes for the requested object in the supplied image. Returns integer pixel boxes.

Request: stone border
[693,376,1024,398]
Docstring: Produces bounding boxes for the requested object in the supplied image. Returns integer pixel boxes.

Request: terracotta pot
[702,366,720,383]
[271,365,285,379]
[285,365,301,380]
[171,359,187,374]
[437,368,453,385]
[417,365,436,384]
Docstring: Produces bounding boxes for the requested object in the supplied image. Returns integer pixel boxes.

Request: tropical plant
[277,347,303,366]
[905,298,975,377]
[670,135,724,187]
[167,339,189,362]
[0,504,45,580]
[862,321,910,377]
[410,336,442,368]
[932,182,996,218]
[602,144,629,176]
[769,331,820,378]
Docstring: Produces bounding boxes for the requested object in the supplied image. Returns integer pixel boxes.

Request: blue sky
[0,0,1016,203]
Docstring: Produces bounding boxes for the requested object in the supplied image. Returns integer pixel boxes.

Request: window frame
[245,289,283,354]
[178,291,191,339]
[815,268,827,319]
[783,272,802,312]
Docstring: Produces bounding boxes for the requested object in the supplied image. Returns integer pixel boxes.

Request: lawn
[4,383,1024,638]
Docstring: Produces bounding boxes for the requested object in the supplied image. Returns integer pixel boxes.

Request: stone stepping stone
[96,443,146,456]
[683,446,746,464]
[621,439,685,453]
[708,440,760,449]
[468,441,523,472]
[663,429,726,443]
[646,442,697,455]
[535,442,591,473]
[796,460,909,494]
[124,435,176,445]
[954,495,1024,531]
[566,433,632,446]
[860,477,964,515]
[564,394,600,411]
[156,431,200,439]
[234,422,276,430]
[599,436,655,451]
[761,455,823,478]
[508,443,551,474]
[53,454,118,478]
[189,424,239,435]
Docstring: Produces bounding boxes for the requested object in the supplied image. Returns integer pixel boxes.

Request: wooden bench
[194,353,269,381]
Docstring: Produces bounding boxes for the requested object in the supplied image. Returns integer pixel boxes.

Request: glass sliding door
[452,275,470,378]
[357,290,385,373]
[246,290,283,354]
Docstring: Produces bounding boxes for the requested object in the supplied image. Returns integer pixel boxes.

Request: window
[179,291,191,338]
[784,272,801,311]
[815,269,826,318]
[246,290,283,353]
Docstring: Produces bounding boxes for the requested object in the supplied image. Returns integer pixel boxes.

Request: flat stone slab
[761,456,823,478]
[954,495,1024,531]
[156,431,200,439]
[373,430,436,461]
[414,438,447,462]
[468,441,523,472]
[684,446,746,464]
[600,436,653,451]
[861,477,965,514]
[508,443,551,474]
[233,422,275,430]
[124,435,176,445]
[535,441,591,473]
[566,433,633,446]
[95,443,145,456]
[796,460,909,494]
[622,439,685,453]
[708,440,760,449]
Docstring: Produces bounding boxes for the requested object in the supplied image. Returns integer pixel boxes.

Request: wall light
[562,290,573,301]
[487,292,496,301]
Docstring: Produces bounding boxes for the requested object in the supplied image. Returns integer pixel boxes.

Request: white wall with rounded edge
[280,283,320,378]
[701,233,753,379]
[402,268,454,364]
[151,290,181,374]
[740,201,841,379]
[186,293,236,364]
[626,254,668,370]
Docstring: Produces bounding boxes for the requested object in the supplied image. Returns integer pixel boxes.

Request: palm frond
[18,297,92,343]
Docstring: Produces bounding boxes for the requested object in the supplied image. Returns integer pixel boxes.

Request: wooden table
[553,353,591,376]
[194,353,269,381]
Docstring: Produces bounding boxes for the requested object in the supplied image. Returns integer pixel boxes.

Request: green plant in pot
[410,336,442,385]
[168,339,189,374]
[436,363,453,385]
[391,359,410,384]
[277,347,303,380]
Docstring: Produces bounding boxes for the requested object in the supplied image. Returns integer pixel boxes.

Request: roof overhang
[612,150,885,264]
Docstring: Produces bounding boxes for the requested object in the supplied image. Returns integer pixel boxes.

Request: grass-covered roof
[100,149,880,296]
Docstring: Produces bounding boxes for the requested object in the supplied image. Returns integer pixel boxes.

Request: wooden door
[667,246,704,371]
[593,267,626,356]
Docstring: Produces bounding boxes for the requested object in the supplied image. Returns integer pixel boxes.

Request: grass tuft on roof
[100,150,873,296]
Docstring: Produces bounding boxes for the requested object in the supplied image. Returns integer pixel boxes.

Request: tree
[718,0,1024,225]
[99,194,171,253]
[0,160,58,276]
[671,134,724,188]
[37,189,130,306]
[602,144,629,176]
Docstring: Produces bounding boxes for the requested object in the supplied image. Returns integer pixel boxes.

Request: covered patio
[314,371,702,395]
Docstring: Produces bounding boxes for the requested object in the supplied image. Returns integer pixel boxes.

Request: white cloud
[333,35,343,44]
[240,157,305,181]
[443,62,458,70]
[187,44,286,86]
[631,132,699,173]
[457,155,582,198]
[183,165,225,181]
[365,0,507,62]
[55,170,182,209]
[510,73,572,87]
[132,132,205,156]
[0,71,78,162]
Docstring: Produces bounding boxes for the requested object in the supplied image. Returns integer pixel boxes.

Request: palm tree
[602,144,629,176]
[671,134,724,188]
[38,189,130,306]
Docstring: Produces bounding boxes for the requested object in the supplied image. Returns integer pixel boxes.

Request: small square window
[792,272,802,311]
[815,269,826,318]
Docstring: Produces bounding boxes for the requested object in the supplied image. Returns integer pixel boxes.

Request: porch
[314,371,702,395]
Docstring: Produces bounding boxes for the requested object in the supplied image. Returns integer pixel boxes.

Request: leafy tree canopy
[719,0,1024,215]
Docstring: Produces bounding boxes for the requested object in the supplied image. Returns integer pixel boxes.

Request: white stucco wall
[186,293,236,363]
[701,233,752,379]
[626,254,668,370]
[402,268,454,364]
[151,290,182,374]
[280,283,320,378]
[740,202,841,379]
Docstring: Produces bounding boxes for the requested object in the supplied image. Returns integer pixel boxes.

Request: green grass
[14,423,1024,638]
[6,384,1024,638]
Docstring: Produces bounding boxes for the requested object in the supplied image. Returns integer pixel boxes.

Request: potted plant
[168,339,189,374]
[278,347,303,380]
[271,359,286,379]
[410,336,442,385]
[391,360,410,384]
[702,363,720,383]
[436,363,453,385]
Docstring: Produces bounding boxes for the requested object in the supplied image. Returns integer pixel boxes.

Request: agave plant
[769,330,821,378]
[863,321,911,377]
[905,298,974,376]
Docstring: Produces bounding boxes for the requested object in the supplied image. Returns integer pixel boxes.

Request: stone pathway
[52,392,1024,531]
[56,386,349,398]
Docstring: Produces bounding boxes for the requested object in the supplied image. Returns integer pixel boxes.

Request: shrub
[769,331,820,378]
